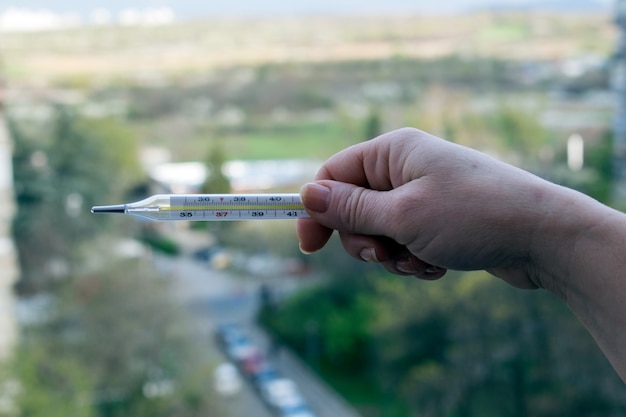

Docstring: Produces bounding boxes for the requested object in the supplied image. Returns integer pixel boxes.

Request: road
[152,244,362,417]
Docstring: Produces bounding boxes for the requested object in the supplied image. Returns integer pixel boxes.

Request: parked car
[276,403,317,417]
[247,362,280,395]
[192,246,222,262]
[227,336,259,364]
[215,323,245,348]
[259,377,303,410]
[240,350,266,376]
[213,362,242,397]
[192,246,231,269]
[215,323,259,363]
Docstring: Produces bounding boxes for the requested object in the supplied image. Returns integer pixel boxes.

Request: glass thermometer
[91,194,310,221]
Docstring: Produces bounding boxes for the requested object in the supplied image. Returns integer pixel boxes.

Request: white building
[144,154,321,194]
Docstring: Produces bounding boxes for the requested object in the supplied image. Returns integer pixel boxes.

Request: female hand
[297,127,626,381]
[298,128,586,292]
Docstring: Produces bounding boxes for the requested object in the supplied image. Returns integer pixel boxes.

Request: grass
[479,23,530,42]
[138,119,362,161]
[218,121,360,160]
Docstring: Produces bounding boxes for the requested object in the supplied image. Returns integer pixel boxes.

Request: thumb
[300,181,394,237]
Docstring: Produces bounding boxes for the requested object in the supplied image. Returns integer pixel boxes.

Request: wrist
[530,184,626,380]
[528,183,625,302]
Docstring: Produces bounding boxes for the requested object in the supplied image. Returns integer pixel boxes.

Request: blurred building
[223,159,322,193]
[145,158,321,194]
[0,75,18,359]
[613,0,626,204]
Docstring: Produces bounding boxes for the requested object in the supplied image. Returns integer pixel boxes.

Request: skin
[297,127,626,383]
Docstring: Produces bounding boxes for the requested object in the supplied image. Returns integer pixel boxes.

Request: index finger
[316,128,425,190]
[316,138,397,190]
[297,128,421,253]
[297,143,376,253]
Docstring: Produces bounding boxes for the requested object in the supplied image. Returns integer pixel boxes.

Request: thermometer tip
[91,205,126,214]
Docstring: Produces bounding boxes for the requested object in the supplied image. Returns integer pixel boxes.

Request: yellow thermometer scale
[91,194,309,221]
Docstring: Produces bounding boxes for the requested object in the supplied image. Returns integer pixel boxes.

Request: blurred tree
[259,259,376,369]
[585,131,614,203]
[10,260,219,417]
[200,142,230,195]
[10,107,142,293]
[6,344,95,417]
[197,141,231,237]
[555,130,614,204]
[363,105,383,141]
[369,272,626,416]
[262,266,626,416]
[223,220,302,259]
[487,104,548,160]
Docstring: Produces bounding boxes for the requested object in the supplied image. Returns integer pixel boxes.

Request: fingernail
[425,266,442,274]
[396,258,418,274]
[360,248,379,263]
[299,243,314,255]
[301,183,330,213]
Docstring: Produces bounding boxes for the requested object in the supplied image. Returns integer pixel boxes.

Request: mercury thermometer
[91,194,310,221]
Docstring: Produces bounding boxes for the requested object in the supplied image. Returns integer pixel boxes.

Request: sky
[0,0,614,19]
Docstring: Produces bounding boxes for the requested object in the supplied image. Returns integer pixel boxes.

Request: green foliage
[485,103,549,159]
[221,220,302,258]
[10,107,143,292]
[214,120,353,161]
[478,19,530,42]
[554,130,615,204]
[77,117,143,195]
[200,141,231,194]
[139,231,180,256]
[363,105,383,141]
[260,270,376,370]
[262,268,626,416]
[5,344,95,417]
[9,260,219,417]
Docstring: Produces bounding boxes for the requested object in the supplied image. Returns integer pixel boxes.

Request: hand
[298,128,568,290]
[298,127,626,382]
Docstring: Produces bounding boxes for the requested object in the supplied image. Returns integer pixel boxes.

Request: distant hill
[2,0,612,19]
[483,0,612,12]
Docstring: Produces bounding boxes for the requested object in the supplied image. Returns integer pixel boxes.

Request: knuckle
[342,187,366,232]
[388,189,427,244]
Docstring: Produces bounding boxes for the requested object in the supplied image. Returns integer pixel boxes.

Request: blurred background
[0,0,625,416]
